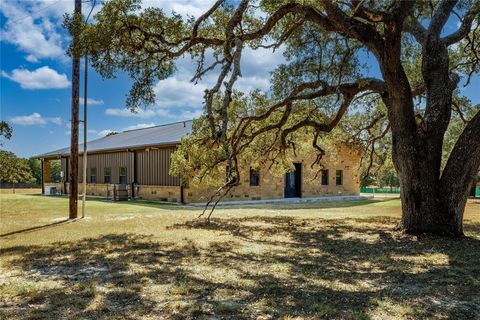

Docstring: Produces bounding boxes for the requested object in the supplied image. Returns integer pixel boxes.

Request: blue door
[284,163,302,198]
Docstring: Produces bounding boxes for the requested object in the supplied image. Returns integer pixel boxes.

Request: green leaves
[0,151,35,184]
[0,121,12,146]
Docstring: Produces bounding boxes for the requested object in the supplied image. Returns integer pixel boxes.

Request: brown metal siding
[78,151,134,184]
[61,147,177,186]
[137,147,179,186]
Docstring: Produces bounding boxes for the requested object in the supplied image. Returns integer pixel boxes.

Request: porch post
[41,159,52,194]
[41,158,45,195]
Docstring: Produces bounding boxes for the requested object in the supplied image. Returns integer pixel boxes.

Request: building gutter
[36,142,180,160]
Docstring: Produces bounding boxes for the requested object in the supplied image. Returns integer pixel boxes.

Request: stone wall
[300,145,361,197]
[135,185,180,202]
[54,183,181,202]
[184,145,361,203]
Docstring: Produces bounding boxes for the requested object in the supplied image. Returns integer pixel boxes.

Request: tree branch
[429,0,458,38]
[443,2,480,45]
[404,17,427,44]
[441,109,480,196]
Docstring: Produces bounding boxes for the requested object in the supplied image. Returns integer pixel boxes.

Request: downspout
[41,158,45,195]
[62,156,67,194]
[131,150,138,199]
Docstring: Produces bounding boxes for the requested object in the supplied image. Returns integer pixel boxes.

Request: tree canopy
[0,121,12,146]
[0,151,35,185]
[78,0,480,236]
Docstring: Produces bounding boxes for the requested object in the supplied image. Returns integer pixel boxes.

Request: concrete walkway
[192,195,369,207]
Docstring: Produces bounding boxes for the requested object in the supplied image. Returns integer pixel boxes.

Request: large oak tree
[79,0,480,236]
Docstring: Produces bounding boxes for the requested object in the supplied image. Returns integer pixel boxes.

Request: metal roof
[37,120,193,158]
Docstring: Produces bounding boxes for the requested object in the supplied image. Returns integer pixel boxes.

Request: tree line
[0,150,61,187]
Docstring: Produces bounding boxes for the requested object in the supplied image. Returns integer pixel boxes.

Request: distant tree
[106,131,119,136]
[79,0,480,236]
[28,158,42,184]
[50,161,62,182]
[0,151,35,190]
[28,158,62,184]
[0,121,12,146]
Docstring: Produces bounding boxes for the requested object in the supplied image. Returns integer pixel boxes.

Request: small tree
[0,121,12,146]
[28,158,42,184]
[0,151,35,191]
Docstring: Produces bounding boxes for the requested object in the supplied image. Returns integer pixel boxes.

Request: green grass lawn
[0,194,479,319]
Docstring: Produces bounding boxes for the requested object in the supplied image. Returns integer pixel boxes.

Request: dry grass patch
[0,195,479,319]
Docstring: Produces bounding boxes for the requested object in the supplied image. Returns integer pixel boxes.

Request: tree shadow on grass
[105,198,386,212]
[1,216,479,319]
[0,219,76,238]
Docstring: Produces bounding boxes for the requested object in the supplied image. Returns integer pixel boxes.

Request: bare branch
[429,0,458,38]
[403,17,427,44]
[350,0,393,22]
[444,2,480,45]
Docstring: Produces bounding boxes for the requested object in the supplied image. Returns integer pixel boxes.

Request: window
[249,168,260,186]
[90,168,97,183]
[104,167,111,184]
[336,170,343,186]
[119,167,127,185]
[321,169,329,185]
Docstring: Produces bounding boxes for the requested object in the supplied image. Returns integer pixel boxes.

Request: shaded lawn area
[0,194,479,319]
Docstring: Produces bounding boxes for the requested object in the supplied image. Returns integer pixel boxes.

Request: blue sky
[1,0,478,158]
[0,0,284,157]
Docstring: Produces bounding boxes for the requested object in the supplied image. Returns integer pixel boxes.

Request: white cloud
[123,123,156,131]
[97,129,115,137]
[154,77,207,109]
[80,97,104,105]
[105,108,156,118]
[142,0,216,18]
[0,1,69,62]
[236,76,271,93]
[104,45,284,120]
[1,66,70,89]
[240,46,286,79]
[105,107,175,119]
[96,123,155,137]
[10,112,62,126]
[50,117,62,125]
[10,113,46,125]
[178,110,203,120]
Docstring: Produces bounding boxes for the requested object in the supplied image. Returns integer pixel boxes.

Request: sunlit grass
[0,194,479,319]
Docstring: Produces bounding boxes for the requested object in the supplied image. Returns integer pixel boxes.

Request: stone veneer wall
[56,183,180,202]
[135,185,180,202]
[300,146,361,197]
[184,145,361,203]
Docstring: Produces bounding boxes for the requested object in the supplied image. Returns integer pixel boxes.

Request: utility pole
[69,0,81,219]
[81,0,96,219]
[82,55,88,219]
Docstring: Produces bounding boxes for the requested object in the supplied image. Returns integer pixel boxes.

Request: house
[37,120,361,203]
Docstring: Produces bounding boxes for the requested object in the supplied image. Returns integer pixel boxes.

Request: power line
[8,0,63,25]
[85,0,97,22]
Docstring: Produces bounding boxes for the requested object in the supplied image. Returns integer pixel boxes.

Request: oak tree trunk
[377,17,480,238]
[397,164,467,237]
